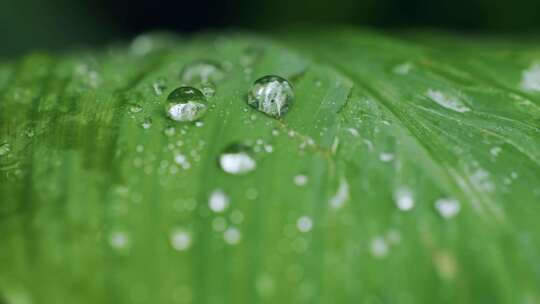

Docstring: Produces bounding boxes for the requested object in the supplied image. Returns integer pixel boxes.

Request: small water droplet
[212,217,228,232]
[169,228,192,251]
[141,117,153,129]
[200,83,216,97]
[165,87,207,122]
[521,63,540,92]
[25,128,35,138]
[392,62,414,75]
[297,216,313,233]
[370,237,389,258]
[435,198,460,219]
[230,210,244,224]
[223,227,242,245]
[0,142,11,156]
[247,75,294,118]
[219,144,256,175]
[394,187,415,211]
[329,177,350,209]
[209,189,229,213]
[426,89,471,113]
[379,152,394,162]
[490,146,502,157]
[163,126,176,137]
[109,231,129,250]
[129,104,143,113]
[294,174,309,186]
[181,60,225,85]
[152,79,166,96]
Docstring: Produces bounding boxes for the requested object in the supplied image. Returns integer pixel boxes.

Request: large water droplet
[219,144,256,175]
[181,60,225,85]
[247,75,294,118]
[165,87,207,122]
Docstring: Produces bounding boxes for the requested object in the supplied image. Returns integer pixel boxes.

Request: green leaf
[1,30,540,303]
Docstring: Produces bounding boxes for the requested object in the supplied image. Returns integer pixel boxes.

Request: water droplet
[169,228,192,251]
[163,126,176,137]
[129,104,143,113]
[521,63,540,92]
[370,237,389,258]
[394,187,415,211]
[141,117,153,129]
[152,80,166,96]
[392,62,414,75]
[230,210,244,224]
[426,89,471,113]
[224,227,242,245]
[209,189,229,213]
[296,216,313,233]
[212,217,228,232]
[435,198,461,219]
[329,177,349,209]
[200,83,216,97]
[109,231,129,250]
[490,146,502,157]
[165,87,207,122]
[247,75,294,118]
[181,60,225,85]
[219,144,256,175]
[0,142,11,156]
[294,174,309,186]
[379,152,395,162]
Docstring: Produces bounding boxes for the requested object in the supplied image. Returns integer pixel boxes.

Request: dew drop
[169,228,192,251]
[0,142,10,156]
[212,217,228,232]
[379,152,395,162]
[329,177,350,209]
[163,126,176,137]
[296,216,313,233]
[109,231,129,250]
[294,174,309,186]
[370,237,389,258]
[247,75,294,118]
[209,189,229,213]
[200,83,216,97]
[521,63,540,92]
[129,104,143,113]
[394,187,415,211]
[223,227,242,245]
[219,144,256,175]
[435,198,461,219]
[141,117,153,129]
[181,60,225,85]
[165,87,207,122]
[426,89,471,113]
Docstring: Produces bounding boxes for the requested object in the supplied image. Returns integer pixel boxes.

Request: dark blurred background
[1,0,540,57]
